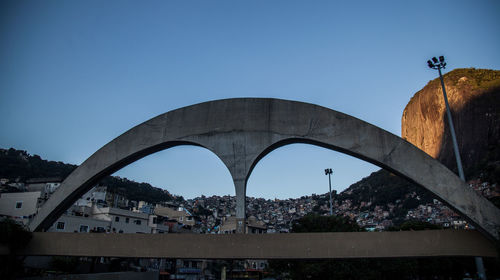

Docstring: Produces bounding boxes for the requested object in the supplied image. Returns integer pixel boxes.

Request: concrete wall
[10,231,498,259]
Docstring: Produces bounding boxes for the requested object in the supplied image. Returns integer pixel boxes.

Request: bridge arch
[29,98,500,239]
[246,138,385,186]
[29,139,229,231]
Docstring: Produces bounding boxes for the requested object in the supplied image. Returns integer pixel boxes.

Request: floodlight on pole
[427,56,486,280]
[324,168,333,215]
[427,56,463,180]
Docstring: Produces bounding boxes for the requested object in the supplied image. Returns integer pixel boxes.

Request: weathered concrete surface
[29,98,500,239]
[7,231,497,258]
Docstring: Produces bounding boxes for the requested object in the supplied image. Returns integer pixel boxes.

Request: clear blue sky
[1,1,499,199]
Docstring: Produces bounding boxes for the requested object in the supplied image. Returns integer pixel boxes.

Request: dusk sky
[1,1,499,199]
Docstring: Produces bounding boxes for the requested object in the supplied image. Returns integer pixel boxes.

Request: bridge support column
[234,178,246,234]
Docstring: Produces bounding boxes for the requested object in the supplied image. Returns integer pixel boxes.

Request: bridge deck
[4,230,497,259]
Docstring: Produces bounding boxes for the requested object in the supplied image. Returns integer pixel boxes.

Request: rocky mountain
[333,68,500,221]
[402,68,500,182]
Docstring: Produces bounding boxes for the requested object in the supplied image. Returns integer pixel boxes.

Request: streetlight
[324,168,333,215]
[428,56,486,280]
[427,56,465,180]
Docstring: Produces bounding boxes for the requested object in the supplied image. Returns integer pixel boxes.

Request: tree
[0,218,33,279]
[387,220,441,232]
[291,213,362,233]
[194,205,213,217]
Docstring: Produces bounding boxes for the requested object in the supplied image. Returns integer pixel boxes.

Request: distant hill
[337,169,434,209]
[0,148,76,181]
[332,169,438,224]
[0,148,176,204]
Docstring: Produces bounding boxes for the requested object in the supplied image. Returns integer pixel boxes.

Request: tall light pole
[427,56,465,180]
[428,56,486,280]
[324,168,333,215]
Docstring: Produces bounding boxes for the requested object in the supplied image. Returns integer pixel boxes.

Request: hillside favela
[1,68,499,279]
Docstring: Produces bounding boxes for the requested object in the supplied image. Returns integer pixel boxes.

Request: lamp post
[324,168,333,215]
[427,56,465,180]
[427,56,486,280]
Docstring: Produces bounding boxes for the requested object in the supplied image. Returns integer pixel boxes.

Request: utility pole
[428,56,486,280]
[324,168,333,215]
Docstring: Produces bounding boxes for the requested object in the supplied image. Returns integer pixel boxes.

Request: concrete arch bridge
[22,98,499,258]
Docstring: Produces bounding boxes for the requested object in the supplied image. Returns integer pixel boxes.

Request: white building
[149,215,170,234]
[26,178,62,199]
[0,191,41,224]
[47,205,164,234]
[75,186,108,207]
[48,214,110,233]
[92,206,151,233]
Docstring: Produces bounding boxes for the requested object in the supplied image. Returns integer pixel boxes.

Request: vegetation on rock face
[441,68,500,90]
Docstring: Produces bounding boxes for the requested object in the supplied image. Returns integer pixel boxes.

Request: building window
[15,201,23,209]
[57,222,65,230]
[125,217,129,223]
[115,216,120,222]
[135,220,141,225]
[79,225,89,232]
